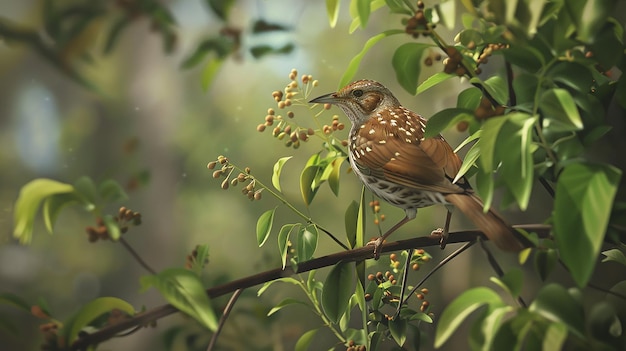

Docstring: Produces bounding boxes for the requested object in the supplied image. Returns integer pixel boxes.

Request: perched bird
[310,80,528,257]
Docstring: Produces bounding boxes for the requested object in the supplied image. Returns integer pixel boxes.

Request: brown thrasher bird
[310,80,529,257]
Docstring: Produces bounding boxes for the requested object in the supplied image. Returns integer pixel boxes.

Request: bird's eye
[352,89,363,97]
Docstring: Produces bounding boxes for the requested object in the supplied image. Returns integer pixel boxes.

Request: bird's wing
[350,107,464,194]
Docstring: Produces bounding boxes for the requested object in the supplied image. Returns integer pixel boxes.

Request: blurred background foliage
[1,0,625,350]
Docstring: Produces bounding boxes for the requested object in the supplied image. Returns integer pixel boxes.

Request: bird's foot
[366,237,385,260]
[430,228,448,249]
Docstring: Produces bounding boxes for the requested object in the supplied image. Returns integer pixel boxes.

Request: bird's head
[309,80,401,125]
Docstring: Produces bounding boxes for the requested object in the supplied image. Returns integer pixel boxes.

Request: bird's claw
[366,237,385,260]
[430,227,448,249]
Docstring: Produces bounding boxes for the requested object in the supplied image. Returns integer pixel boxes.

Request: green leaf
[250,43,294,59]
[339,30,404,88]
[326,0,340,28]
[272,156,293,192]
[385,0,413,15]
[477,75,508,105]
[478,116,509,175]
[417,72,455,95]
[356,0,371,28]
[602,248,626,265]
[543,322,568,351]
[490,268,523,297]
[554,162,621,287]
[588,301,623,341]
[501,44,545,72]
[345,201,359,249]
[267,298,309,316]
[356,187,366,248]
[539,88,583,132]
[102,214,121,241]
[480,113,536,210]
[322,261,355,323]
[436,0,456,29]
[392,43,432,94]
[534,248,558,281]
[43,193,79,234]
[297,225,318,262]
[278,224,297,269]
[565,0,616,42]
[13,178,75,244]
[300,165,321,206]
[98,179,128,202]
[475,164,494,210]
[423,108,473,138]
[457,87,483,110]
[0,292,31,312]
[529,283,585,337]
[64,297,135,344]
[103,16,130,54]
[257,277,301,296]
[206,0,235,21]
[328,157,345,196]
[434,287,504,348]
[201,57,224,92]
[140,268,218,331]
[389,317,407,346]
[189,244,210,276]
[73,176,98,210]
[547,62,593,92]
[256,208,276,247]
[295,328,319,351]
[481,305,514,350]
[588,19,624,68]
[453,136,481,183]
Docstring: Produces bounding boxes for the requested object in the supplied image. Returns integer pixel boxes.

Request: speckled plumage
[311,80,528,255]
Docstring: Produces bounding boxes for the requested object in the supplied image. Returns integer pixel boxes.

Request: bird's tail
[444,193,530,251]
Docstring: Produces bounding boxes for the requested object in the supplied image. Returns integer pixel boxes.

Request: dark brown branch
[71,224,551,350]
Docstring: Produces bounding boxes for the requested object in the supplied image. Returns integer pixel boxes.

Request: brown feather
[351,106,464,194]
[444,193,528,251]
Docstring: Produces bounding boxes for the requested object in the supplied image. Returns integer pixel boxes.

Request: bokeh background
[1,1,624,350]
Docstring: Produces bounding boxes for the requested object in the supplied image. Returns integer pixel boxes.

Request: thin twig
[118,237,157,275]
[206,289,243,351]
[538,176,555,198]
[317,225,350,250]
[71,224,551,350]
[397,240,477,316]
[505,61,516,106]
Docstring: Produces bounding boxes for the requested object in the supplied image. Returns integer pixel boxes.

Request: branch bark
[71,224,551,350]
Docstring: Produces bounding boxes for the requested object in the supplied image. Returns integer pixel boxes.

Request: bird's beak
[309,92,340,104]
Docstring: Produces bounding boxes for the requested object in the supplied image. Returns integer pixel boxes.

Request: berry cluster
[442,46,467,76]
[208,155,263,201]
[366,270,400,299]
[474,96,506,121]
[257,69,349,149]
[423,50,443,67]
[345,339,366,351]
[85,207,142,242]
[405,1,433,38]
[369,200,386,225]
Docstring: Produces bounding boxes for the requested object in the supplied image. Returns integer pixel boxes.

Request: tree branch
[71,224,551,350]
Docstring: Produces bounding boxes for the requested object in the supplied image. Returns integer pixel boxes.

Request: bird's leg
[431,206,453,249]
[367,215,413,259]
